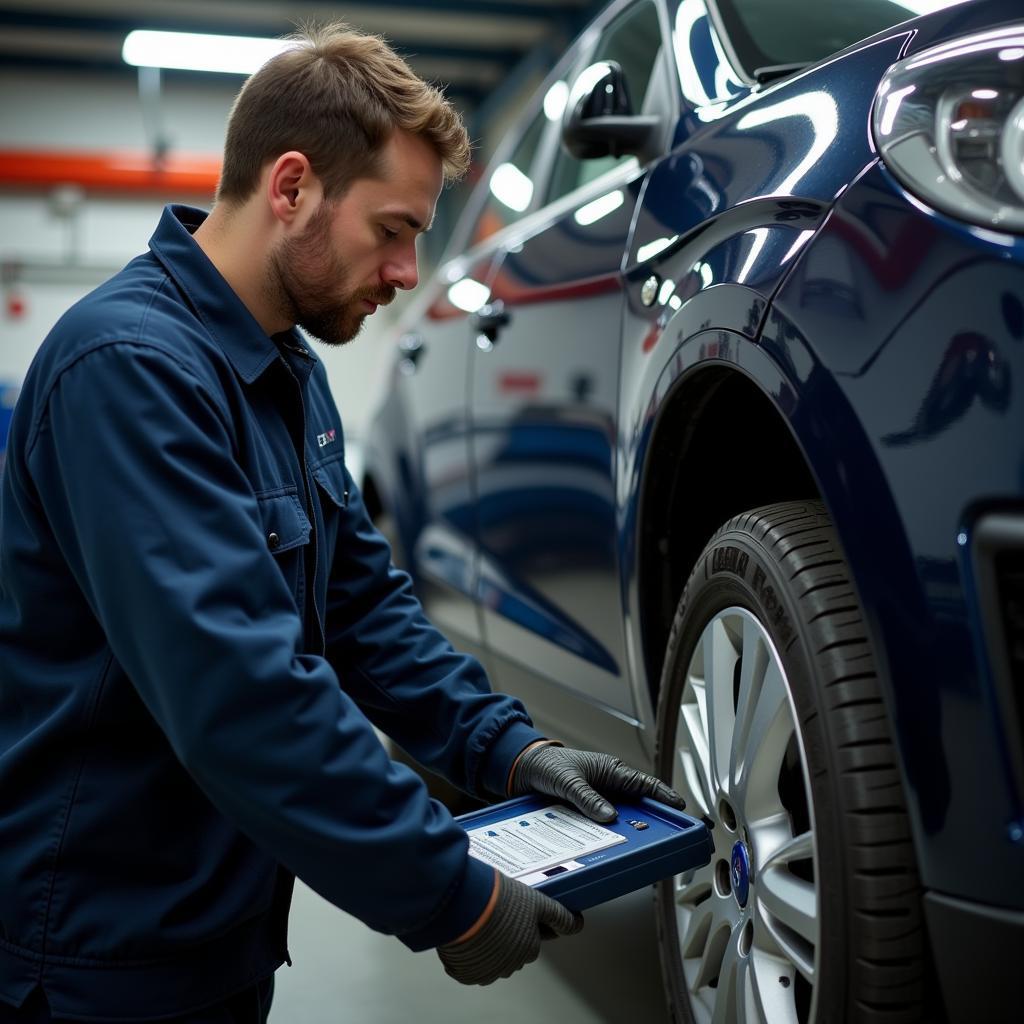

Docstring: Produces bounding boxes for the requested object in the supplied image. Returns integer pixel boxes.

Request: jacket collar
[148,204,318,385]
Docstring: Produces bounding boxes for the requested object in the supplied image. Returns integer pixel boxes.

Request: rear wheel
[655,501,924,1023]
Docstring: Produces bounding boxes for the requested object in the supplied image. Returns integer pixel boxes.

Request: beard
[267,201,395,347]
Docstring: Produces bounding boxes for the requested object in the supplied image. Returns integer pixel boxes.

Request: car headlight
[873,24,1024,231]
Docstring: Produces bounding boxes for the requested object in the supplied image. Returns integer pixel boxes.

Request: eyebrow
[388,212,434,233]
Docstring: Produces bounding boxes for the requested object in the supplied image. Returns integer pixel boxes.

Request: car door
[386,95,554,653]
[468,0,671,741]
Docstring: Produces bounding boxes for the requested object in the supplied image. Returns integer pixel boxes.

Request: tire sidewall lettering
[707,541,796,649]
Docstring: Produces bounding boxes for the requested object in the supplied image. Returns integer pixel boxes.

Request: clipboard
[456,795,712,911]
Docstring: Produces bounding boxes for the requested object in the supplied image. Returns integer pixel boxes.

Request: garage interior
[6,2,1022,1022]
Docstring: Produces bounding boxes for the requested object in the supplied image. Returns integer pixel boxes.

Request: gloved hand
[509,742,686,822]
[437,871,583,985]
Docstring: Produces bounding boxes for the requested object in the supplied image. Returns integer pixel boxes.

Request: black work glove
[510,743,686,822]
[437,872,583,985]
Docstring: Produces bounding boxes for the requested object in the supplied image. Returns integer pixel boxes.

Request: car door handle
[470,300,511,344]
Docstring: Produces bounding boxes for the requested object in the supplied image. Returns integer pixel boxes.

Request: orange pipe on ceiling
[0,150,221,195]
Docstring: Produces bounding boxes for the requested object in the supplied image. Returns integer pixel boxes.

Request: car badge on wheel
[731,841,751,909]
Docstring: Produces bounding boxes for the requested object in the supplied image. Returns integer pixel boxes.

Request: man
[0,23,683,1022]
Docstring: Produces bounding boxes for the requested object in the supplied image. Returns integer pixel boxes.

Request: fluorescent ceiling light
[123,30,293,74]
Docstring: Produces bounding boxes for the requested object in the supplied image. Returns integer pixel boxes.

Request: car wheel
[654,501,924,1023]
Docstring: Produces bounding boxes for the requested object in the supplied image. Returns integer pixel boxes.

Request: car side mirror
[561,60,661,161]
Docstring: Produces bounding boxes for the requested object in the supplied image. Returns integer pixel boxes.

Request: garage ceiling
[0,0,600,112]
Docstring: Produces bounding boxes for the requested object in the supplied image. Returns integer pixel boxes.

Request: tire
[654,501,925,1024]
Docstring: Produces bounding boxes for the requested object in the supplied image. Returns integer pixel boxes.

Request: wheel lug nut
[718,799,737,831]
[715,859,732,895]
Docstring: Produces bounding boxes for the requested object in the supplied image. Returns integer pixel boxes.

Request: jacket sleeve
[321,464,544,799]
[26,341,494,951]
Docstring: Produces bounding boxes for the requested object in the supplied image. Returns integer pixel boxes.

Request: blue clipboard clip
[456,795,712,912]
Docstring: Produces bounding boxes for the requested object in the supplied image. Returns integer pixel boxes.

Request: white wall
[0,68,402,441]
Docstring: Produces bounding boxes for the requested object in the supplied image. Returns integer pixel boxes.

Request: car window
[468,108,547,247]
[714,0,970,72]
[546,0,663,204]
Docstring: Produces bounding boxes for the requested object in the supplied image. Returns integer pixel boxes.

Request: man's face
[269,130,443,346]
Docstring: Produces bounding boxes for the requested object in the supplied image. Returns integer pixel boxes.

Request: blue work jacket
[0,205,542,1020]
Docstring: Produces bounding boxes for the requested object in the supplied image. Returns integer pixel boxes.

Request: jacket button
[268,532,281,550]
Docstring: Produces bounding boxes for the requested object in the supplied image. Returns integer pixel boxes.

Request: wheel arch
[636,361,819,710]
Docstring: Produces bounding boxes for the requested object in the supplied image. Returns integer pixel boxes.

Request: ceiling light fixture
[122,30,292,74]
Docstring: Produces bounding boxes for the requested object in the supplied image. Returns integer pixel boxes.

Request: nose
[384,242,419,291]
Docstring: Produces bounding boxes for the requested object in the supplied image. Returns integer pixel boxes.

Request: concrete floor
[270,879,673,1023]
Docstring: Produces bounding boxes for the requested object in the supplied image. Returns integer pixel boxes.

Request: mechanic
[0,22,684,1024]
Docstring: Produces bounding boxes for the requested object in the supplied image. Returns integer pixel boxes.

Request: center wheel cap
[730,841,751,909]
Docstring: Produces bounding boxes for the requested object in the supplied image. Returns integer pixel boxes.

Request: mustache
[356,286,396,307]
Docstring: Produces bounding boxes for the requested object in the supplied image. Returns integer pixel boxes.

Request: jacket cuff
[398,853,496,952]
[478,720,545,798]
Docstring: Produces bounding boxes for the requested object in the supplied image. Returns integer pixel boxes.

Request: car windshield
[713,0,973,74]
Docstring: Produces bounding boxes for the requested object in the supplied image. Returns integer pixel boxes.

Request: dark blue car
[362,1,1024,1019]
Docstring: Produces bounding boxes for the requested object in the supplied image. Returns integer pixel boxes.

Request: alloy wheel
[668,607,819,1024]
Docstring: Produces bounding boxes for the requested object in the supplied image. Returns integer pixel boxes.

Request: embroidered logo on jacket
[316,429,337,448]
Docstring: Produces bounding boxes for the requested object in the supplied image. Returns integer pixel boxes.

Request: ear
[266,151,321,226]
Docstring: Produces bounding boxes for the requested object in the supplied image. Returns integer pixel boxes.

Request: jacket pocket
[256,489,311,606]
[310,458,349,510]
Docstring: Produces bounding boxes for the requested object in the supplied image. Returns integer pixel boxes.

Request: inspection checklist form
[465,805,627,882]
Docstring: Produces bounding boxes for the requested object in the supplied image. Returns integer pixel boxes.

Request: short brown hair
[217,22,470,203]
